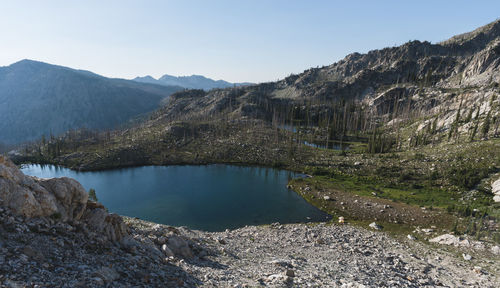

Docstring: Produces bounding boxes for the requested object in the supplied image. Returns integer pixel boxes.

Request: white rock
[462,253,472,261]
[492,178,500,202]
[429,234,461,246]
[369,222,382,230]
[491,245,500,255]
[162,244,175,257]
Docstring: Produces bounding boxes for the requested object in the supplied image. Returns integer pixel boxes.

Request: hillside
[0,60,183,144]
[133,74,252,90]
[153,19,499,132]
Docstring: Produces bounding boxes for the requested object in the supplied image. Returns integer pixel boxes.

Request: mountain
[133,74,253,90]
[25,19,500,171]
[0,60,183,144]
[155,19,500,131]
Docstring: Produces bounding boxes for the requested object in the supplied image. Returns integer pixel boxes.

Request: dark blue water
[21,164,330,231]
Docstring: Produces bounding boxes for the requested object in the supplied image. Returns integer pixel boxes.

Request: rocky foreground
[1,156,499,287]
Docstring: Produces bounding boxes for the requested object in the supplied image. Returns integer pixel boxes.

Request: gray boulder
[166,235,194,259]
[0,155,129,244]
[82,202,129,243]
[0,156,86,219]
[39,177,88,221]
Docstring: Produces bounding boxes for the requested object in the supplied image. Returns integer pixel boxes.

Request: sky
[1,0,499,83]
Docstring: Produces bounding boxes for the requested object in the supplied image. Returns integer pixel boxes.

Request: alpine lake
[21,164,330,231]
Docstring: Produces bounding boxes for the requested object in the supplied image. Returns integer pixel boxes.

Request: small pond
[21,164,330,231]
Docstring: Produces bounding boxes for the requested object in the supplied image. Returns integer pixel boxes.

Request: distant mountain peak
[0,60,183,144]
[134,73,252,90]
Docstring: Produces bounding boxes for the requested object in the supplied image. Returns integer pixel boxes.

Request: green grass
[302,169,459,209]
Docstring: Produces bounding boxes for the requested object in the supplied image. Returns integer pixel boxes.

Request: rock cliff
[0,155,128,242]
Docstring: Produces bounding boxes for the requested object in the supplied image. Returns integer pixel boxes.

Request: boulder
[429,234,461,245]
[491,245,500,255]
[82,204,129,243]
[165,235,194,259]
[369,222,382,230]
[428,234,483,249]
[39,177,88,221]
[0,156,129,244]
[492,178,500,202]
[0,156,86,219]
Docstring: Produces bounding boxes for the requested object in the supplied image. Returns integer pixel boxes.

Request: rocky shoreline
[1,156,499,287]
[1,208,499,287]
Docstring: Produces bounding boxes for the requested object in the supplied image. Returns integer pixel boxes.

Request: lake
[21,164,330,231]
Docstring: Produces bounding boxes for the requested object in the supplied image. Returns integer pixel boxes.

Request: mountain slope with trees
[0,60,183,144]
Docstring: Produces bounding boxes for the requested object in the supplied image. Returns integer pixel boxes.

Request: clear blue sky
[1,0,498,83]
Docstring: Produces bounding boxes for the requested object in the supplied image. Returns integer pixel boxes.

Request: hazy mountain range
[0,60,183,144]
[133,74,253,90]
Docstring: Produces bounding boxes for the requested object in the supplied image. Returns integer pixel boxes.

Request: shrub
[445,163,494,190]
[88,188,98,202]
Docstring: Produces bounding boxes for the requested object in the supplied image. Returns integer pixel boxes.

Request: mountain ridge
[0,59,183,144]
[133,73,253,90]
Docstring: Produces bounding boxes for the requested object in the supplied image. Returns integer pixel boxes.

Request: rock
[0,156,87,220]
[38,177,88,221]
[323,196,331,201]
[166,235,194,259]
[338,216,345,224]
[162,244,175,257]
[428,234,476,248]
[407,234,416,241]
[285,269,295,277]
[121,235,140,251]
[462,253,472,261]
[93,267,120,283]
[82,206,129,243]
[491,245,500,255]
[492,178,500,202]
[369,222,382,230]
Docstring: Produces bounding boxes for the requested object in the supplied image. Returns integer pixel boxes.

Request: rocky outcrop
[38,177,88,221]
[1,156,64,218]
[0,155,87,221]
[82,201,129,243]
[0,155,128,243]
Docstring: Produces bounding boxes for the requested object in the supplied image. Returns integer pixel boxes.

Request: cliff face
[0,155,128,242]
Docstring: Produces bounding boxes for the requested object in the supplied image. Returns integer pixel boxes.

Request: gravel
[1,205,498,287]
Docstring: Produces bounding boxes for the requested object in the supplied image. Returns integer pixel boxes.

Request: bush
[445,163,494,190]
[88,188,98,202]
